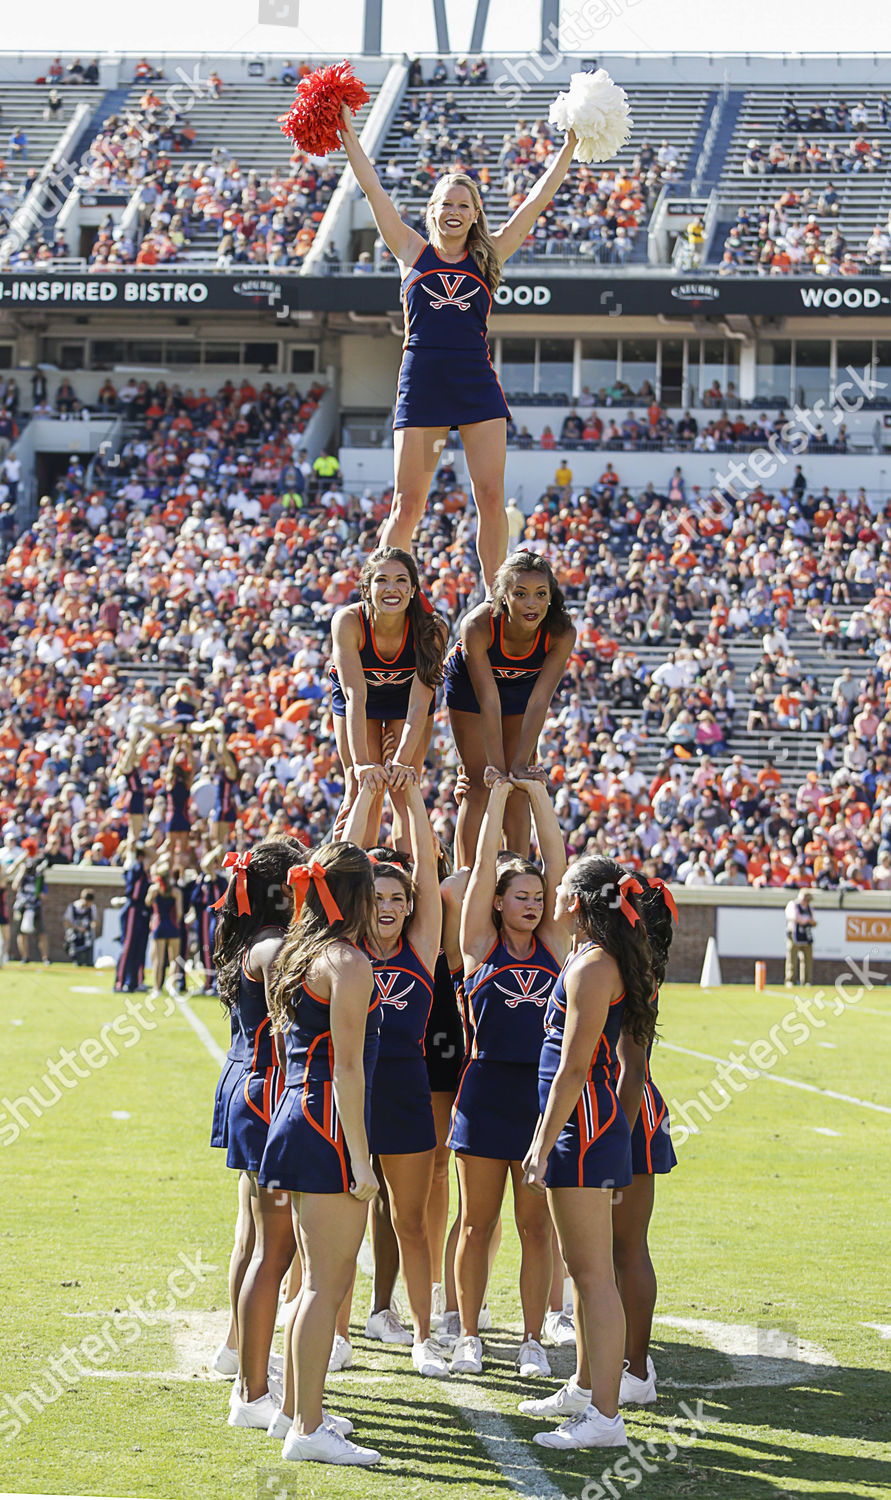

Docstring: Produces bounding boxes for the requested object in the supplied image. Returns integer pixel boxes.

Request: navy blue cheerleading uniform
[190,872,227,989]
[211,1007,248,1150]
[628,998,676,1176]
[365,935,436,1155]
[329,605,434,722]
[425,950,466,1094]
[115,861,150,992]
[227,939,285,1172]
[444,612,551,717]
[166,778,191,834]
[538,944,632,1190]
[151,892,179,941]
[125,768,145,817]
[260,956,381,1194]
[448,933,560,1161]
[394,243,511,430]
[213,770,238,827]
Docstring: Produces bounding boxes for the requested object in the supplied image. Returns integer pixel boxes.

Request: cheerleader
[445,552,575,862]
[337,104,578,591]
[612,876,678,1406]
[144,862,182,996]
[219,842,305,1429]
[203,721,240,848]
[448,776,568,1378]
[259,843,382,1467]
[330,547,447,844]
[163,733,193,862]
[110,732,153,846]
[349,776,445,1376]
[520,858,656,1450]
[188,846,228,994]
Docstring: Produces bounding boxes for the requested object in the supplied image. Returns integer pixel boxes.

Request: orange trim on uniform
[367,609,410,665]
[497,614,545,663]
[300,1032,349,1191]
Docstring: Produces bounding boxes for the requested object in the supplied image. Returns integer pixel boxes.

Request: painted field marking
[813,1127,840,1137]
[817,1041,837,1049]
[435,1379,569,1500]
[654,1316,838,1391]
[173,994,227,1065]
[110,1111,131,1120]
[862,1323,891,1340]
[659,1041,891,1115]
[70,985,103,994]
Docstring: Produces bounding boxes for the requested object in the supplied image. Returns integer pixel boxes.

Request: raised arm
[462,611,507,775]
[523,946,617,1191]
[460,778,511,967]
[514,778,569,961]
[328,943,379,1200]
[340,777,377,848]
[339,105,425,266]
[390,673,434,774]
[402,778,442,971]
[490,131,578,263]
[441,867,470,969]
[509,625,576,775]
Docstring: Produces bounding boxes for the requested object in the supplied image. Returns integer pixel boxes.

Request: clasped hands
[355,760,417,794]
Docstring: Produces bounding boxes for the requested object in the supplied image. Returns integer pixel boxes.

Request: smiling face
[496,872,545,934]
[373,875,410,943]
[429,178,478,244]
[365,558,415,618]
[502,569,551,631]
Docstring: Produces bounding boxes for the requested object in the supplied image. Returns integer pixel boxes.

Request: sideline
[172,994,227,1066]
[659,1041,891,1115]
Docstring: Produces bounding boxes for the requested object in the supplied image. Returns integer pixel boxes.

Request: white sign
[716,907,891,963]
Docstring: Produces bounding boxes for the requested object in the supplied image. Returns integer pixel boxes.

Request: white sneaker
[282,1421,381,1465]
[451,1334,483,1375]
[268,1409,354,1439]
[212,1341,239,1378]
[619,1355,657,1405]
[543,1309,576,1346]
[365,1307,413,1345]
[430,1282,446,1329]
[412,1338,450,1379]
[534,1404,627,1449]
[516,1338,551,1378]
[328,1335,353,1372]
[518,1380,591,1418]
[478,1303,493,1330]
[437,1310,459,1346]
[228,1388,280,1429]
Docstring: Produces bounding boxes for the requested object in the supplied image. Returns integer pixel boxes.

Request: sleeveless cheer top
[401,244,494,352]
[363,935,434,1062]
[464,933,561,1065]
[329,605,418,704]
[539,943,626,1090]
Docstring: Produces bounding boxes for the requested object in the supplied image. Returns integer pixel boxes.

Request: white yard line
[440,1380,569,1500]
[173,994,227,1065]
[659,1040,891,1115]
[813,1127,841,1137]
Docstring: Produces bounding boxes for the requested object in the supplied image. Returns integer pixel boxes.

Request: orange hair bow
[617,873,643,928]
[287,862,343,924]
[211,851,253,916]
[646,876,679,923]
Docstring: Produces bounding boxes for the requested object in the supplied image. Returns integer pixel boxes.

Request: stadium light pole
[363,0,382,53]
[541,0,560,52]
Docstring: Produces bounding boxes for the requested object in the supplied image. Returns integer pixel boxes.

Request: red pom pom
[278,61,369,157]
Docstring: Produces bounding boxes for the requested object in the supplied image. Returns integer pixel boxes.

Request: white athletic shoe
[516,1338,551,1378]
[365,1307,413,1345]
[412,1338,451,1379]
[478,1303,493,1331]
[451,1334,483,1375]
[268,1409,354,1439]
[518,1380,591,1418]
[543,1309,577,1346]
[437,1310,460,1346]
[282,1421,381,1466]
[619,1356,657,1405]
[328,1335,353,1372]
[430,1283,446,1329]
[212,1341,239,1379]
[534,1404,627,1449]
[228,1388,280,1429]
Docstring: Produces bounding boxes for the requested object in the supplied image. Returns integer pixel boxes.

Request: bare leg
[454,1154,508,1336]
[509,1160,552,1342]
[428,1093,456,1292]
[550,1186,624,1418]
[450,709,495,869]
[238,1180,297,1403]
[292,1190,369,1436]
[501,715,534,856]
[458,418,508,592]
[382,426,450,553]
[369,1166,400,1313]
[612,1173,657,1379]
[380,1149,436,1341]
[226,1171,256,1352]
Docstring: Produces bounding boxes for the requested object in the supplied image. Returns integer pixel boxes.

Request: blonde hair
[425,173,502,293]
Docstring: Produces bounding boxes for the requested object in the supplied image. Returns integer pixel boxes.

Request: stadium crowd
[507,400,854,454]
[1,377,889,954]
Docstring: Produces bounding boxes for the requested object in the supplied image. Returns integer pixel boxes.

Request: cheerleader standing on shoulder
[337,103,578,591]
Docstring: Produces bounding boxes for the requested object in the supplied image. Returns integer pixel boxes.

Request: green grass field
[2,965,890,1500]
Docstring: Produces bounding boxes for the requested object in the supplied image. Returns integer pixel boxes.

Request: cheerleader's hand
[522,1154,548,1195]
[340,102,357,140]
[454,765,470,805]
[356,762,388,793]
[386,760,417,791]
[510,762,548,785]
[380,725,397,761]
[483,765,511,790]
[350,1159,379,1202]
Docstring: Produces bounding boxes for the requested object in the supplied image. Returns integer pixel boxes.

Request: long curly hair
[214,840,305,1014]
[491,551,574,638]
[637,877,676,992]
[564,855,656,1047]
[359,546,448,690]
[269,841,375,1030]
[425,172,502,292]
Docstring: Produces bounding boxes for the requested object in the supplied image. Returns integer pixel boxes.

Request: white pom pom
[548,69,633,164]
